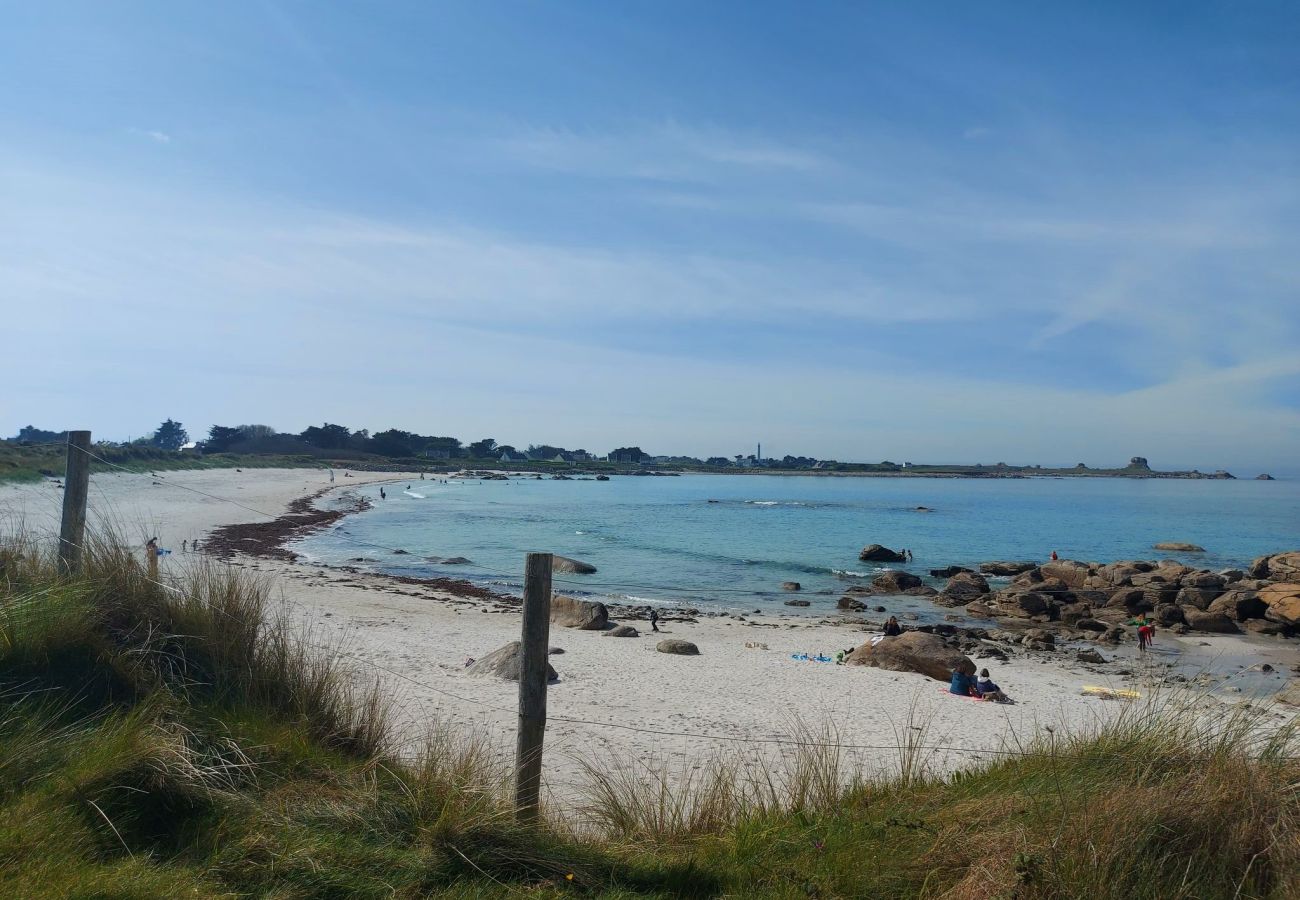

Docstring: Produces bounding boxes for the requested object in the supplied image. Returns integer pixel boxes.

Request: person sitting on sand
[883,616,902,637]
[975,668,1009,702]
[949,666,977,697]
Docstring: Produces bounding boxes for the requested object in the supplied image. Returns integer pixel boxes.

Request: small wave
[832,568,880,578]
[403,491,426,499]
[746,500,780,506]
[575,530,586,535]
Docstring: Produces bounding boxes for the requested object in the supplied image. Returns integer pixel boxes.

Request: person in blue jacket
[949,666,977,697]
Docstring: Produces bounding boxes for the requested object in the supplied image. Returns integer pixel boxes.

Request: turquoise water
[292,474,1300,616]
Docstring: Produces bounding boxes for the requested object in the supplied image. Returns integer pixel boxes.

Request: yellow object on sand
[1082,685,1140,700]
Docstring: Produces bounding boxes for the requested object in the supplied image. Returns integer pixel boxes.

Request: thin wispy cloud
[128,128,171,144]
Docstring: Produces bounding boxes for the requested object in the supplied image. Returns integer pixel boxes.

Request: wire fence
[7,440,1291,777]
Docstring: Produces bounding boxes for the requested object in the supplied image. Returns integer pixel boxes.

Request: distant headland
[2,423,1268,484]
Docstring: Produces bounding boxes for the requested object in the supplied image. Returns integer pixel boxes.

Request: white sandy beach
[3,467,1294,811]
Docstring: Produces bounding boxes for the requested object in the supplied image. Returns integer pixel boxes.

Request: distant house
[423,448,453,460]
[609,450,643,463]
[499,450,527,462]
[179,441,202,456]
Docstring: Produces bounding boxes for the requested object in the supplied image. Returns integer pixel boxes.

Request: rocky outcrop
[550,595,609,630]
[466,642,558,681]
[930,566,972,578]
[1153,542,1206,552]
[1251,552,1300,582]
[979,561,1037,576]
[552,556,597,574]
[781,581,802,591]
[1182,609,1239,633]
[859,544,905,562]
[657,639,700,655]
[845,632,974,682]
[837,596,867,611]
[1256,474,1275,480]
[784,598,811,607]
[871,570,922,593]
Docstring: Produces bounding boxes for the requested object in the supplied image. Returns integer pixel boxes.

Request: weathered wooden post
[57,430,92,575]
[515,551,553,824]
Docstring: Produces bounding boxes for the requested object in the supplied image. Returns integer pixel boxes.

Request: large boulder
[860,544,906,563]
[845,632,975,682]
[466,642,558,682]
[1041,560,1093,589]
[1207,590,1267,622]
[938,572,990,604]
[838,596,867,611]
[1261,584,1300,626]
[1182,609,1239,634]
[979,561,1038,576]
[995,592,1050,618]
[657,639,700,655]
[1176,587,1223,610]
[550,595,609,630]
[871,570,923,593]
[603,625,639,637]
[930,566,973,578]
[1153,542,1206,552]
[552,556,597,574]
[1249,552,1300,581]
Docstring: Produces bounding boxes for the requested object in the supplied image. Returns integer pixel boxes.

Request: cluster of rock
[937,551,1300,639]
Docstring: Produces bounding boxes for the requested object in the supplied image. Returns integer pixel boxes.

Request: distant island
[1,423,1258,484]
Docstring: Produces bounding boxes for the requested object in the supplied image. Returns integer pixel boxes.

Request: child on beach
[975,668,1010,702]
[1128,614,1155,652]
[883,616,902,636]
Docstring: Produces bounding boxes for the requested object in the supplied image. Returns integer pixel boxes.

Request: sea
[290,473,1300,621]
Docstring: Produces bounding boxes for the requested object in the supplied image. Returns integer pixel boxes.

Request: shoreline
[3,466,1296,804]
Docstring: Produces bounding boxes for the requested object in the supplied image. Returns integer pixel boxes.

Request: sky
[2,1,1298,473]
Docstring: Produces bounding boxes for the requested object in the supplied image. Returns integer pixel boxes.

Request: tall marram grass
[2,524,1299,897]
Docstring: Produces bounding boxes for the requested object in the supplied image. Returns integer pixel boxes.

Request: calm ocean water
[292,474,1300,619]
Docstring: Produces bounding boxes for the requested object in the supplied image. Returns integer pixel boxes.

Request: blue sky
[2,1,1298,472]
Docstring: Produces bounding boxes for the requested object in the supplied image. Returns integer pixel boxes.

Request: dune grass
[1,529,1297,897]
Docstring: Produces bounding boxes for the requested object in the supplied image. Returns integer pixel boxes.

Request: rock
[871,570,923,593]
[1182,609,1239,634]
[1076,649,1107,664]
[859,544,905,563]
[552,556,597,574]
[466,642,558,682]
[997,592,1050,618]
[1153,542,1206,552]
[1180,572,1226,590]
[1261,583,1300,626]
[1041,560,1093,589]
[1096,563,1140,585]
[843,585,874,595]
[441,556,473,565]
[930,566,973,578]
[941,572,990,600]
[781,581,802,591]
[845,632,975,682]
[1253,552,1300,582]
[837,596,867,611]
[550,595,609,630]
[904,585,939,597]
[965,601,996,618]
[392,548,409,555]
[657,639,699,655]
[1153,603,1185,626]
[1023,628,1055,646]
[1256,474,1274,480]
[1241,619,1287,636]
[1219,569,1246,583]
[603,625,639,637]
[874,605,887,613]
[784,599,811,607]
[548,647,564,654]
[1207,590,1267,622]
[979,561,1038,576]
[1076,617,1107,632]
[1099,626,1125,644]
[1176,587,1224,610]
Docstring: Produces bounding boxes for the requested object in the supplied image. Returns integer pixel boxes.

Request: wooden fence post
[515,551,553,824]
[57,430,92,576]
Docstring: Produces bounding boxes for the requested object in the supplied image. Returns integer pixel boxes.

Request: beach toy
[813,654,832,663]
[1082,685,1140,700]
[791,652,809,661]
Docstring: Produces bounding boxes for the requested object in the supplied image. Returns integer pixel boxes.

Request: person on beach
[883,616,902,637]
[949,667,977,697]
[1050,550,1059,561]
[191,539,199,552]
[380,487,386,500]
[649,609,660,632]
[1128,614,1155,652]
[975,668,1010,702]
